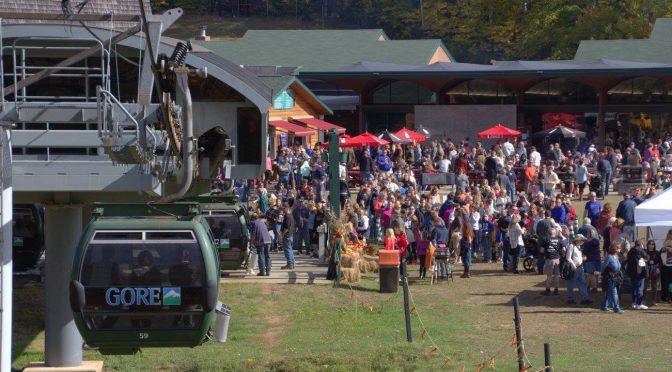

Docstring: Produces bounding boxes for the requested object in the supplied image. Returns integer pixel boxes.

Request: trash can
[379,250,400,293]
[213,302,232,342]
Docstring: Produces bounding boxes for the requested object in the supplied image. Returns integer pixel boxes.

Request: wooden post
[544,342,552,372]
[402,262,413,343]
[513,297,526,371]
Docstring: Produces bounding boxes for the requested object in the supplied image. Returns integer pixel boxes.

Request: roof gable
[258,75,332,115]
[651,18,672,40]
[574,39,672,64]
[194,30,454,72]
[242,29,387,42]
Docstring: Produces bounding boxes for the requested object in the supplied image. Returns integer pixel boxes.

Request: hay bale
[358,258,370,273]
[362,254,379,263]
[368,260,379,273]
[341,267,361,283]
[341,254,359,269]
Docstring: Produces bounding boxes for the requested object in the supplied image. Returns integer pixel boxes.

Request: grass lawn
[12,194,670,371]
[12,264,672,371]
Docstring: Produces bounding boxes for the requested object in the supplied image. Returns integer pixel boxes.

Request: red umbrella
[477,124,521,139]
[321,134,362,148]
[394,128,426,143]
[351,132,389,146]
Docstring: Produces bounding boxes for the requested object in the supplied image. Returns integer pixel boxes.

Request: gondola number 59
[139,332,149,340]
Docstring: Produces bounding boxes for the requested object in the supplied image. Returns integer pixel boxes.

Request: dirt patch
[258,284,286,348]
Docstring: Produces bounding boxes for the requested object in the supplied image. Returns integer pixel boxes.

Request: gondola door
[203,210,249,270]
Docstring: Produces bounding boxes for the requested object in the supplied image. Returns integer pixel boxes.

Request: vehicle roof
[87,217,206,231]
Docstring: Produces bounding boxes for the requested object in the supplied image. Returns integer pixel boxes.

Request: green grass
[12,195,672,371]
[13,267,672,371]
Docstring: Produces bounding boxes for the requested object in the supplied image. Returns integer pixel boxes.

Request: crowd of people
[226,134,672,312]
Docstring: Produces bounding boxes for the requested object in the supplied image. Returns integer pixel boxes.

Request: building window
[524,78,597,105]
[446,79,515,104]
[370,81,436,105]
[273,89,295,110]
[608,77,672,104]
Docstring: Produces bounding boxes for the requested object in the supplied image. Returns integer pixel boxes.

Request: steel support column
[0,125,13,372]
[598,90,606,147]
[44,205,83,367]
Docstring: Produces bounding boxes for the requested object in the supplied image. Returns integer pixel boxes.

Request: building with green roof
[574,18,672,63]
[193,29,453,72]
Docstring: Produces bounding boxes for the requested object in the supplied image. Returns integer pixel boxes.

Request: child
[394,226,409,277]
[383,228,396,250]
[417,232,430,280]
[480,214,494,263]
[406,215,419,263]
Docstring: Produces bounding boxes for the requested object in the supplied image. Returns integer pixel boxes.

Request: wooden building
[260,75,342,157]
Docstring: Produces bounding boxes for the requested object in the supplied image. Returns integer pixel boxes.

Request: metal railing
[9,37,109,103]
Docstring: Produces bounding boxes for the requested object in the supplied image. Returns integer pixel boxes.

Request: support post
[0,125,13,372]
[328,129,340,217]
[44,205,84,367]
[401,262,412,342]
[544,342,552,372]
[513,297,526,372]
[598,90,606,148]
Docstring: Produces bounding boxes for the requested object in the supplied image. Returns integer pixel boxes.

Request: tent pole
[647,227,652,241]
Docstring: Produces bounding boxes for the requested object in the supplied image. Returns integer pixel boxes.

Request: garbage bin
[213,302,232,342]
[379,250,400,293]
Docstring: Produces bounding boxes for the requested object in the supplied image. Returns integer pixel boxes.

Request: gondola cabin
[12,204,45,271]
[69,203,219,355]
[190,194,251,271]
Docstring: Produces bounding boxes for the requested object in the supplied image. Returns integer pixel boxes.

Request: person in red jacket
[394,226,409,277]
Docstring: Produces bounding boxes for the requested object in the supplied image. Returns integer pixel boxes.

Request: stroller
[522,234,539,272]
[431,244,454,283]
[589,174,603,198]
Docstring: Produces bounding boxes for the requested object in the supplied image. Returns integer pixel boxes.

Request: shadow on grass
[12,279,45,371]
[340,284,381,293]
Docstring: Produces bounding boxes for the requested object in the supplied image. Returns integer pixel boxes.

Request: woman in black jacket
[626,240,649,310]
[644,240,661,306]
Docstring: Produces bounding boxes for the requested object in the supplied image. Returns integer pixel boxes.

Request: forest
[153,1,672,63]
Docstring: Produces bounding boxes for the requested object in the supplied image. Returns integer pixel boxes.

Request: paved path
[221,251,330,284]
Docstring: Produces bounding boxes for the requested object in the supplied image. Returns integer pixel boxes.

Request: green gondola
[69,202,219,355]
[187,194,251,271]
[12,204,45,271]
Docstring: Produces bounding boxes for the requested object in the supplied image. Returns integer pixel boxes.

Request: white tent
[635,187,672,248]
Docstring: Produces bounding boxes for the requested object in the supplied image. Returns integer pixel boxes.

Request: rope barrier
[331,266,548,371]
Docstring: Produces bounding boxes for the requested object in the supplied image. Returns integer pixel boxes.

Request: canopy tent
[321,134,361,148]
[351,132,389,146]
[534,125,586,139]
[394,128,426,143]
[377,130,409,144]
[541,113,583,129]
[635,187,672,248]
[477,124,521,139]
[416,125,431,138]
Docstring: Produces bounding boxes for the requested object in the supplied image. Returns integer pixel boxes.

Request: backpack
[559,255,575,280]
[601,264,624,289]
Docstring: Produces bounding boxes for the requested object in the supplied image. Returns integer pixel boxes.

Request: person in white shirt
[438,155,451,173]
[339,162,347,179]
[566,234,591,305]
[529,146,541,168]
[502,139,515,157]
[508,214,525,273]
[387,179,400,193]
[469,205,481,257]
